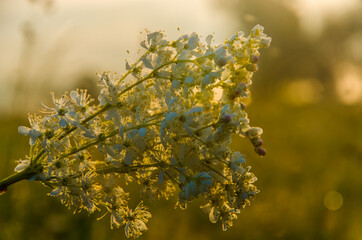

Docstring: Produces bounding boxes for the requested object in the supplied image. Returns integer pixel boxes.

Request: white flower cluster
[15,25,270,238]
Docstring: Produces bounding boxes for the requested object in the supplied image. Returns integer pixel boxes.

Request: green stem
[201,162,229,181]
[58,119,162,160]
[96,163,165,174]
[31,103,112,165]
[58,103,112,141]
[118,58,202,96]
[117,51,150,85]
[0,167,38,194]
[59,163,167,181]
[30,55,205,166]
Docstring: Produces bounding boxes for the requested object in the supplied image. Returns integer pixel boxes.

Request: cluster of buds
[246,127,266,157]
[0,25,270,238]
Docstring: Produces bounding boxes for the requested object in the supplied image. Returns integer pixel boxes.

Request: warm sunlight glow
[288,0,359,37]
[0,0,235,113]
[282,78,323,105]
[335,64,362,105]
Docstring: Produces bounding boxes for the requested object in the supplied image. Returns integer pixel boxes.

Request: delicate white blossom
[11,25,271,238]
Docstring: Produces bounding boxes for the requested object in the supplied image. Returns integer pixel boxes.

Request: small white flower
[11,26,271,237]
[142,57,154,69]
[14,159,30,172]
[202,203,220,223]
[260,36,272,48]
[138,127,147,137]
[179,172,213,201]
[69,89,92,111]
[49,186,63,196]
[185,76,194,84]
[122,202,151,238]
[251,24,264,37]
[205,34,213,46]
[201,71,221,87]
[18,126,42,146]
[187,32,199,50]
[245,127,263,138]
[110,210,124,229]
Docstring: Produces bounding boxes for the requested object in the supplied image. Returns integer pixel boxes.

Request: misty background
[0,0,361,239]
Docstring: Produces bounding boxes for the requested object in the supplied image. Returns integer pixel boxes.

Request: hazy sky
[0,0,359,113]
[0,0,237,77]
[0,0,238,113]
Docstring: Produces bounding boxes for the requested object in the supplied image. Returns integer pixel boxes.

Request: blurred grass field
[1,0,362,239]
[1,96,361,240]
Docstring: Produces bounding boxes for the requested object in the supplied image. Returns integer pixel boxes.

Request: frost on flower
[11,25,271,238]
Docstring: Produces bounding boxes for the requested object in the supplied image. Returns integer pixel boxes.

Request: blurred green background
[1,0,362,239]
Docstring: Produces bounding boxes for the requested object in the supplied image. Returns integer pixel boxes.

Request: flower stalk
[0,166,39,194]
[0,26,271,238]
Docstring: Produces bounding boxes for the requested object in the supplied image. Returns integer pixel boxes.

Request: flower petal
[18,126,30,135]
[138,127,147,137]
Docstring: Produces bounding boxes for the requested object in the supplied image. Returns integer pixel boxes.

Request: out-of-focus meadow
[1,0,362,239]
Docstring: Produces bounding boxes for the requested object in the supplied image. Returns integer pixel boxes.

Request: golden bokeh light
[335,64,362,105]
[281,78,324,105]
[324,190,343,211]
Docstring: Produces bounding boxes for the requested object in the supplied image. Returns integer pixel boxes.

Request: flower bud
[228,93,236,100]
[246,64,258,72]
[240,103,246,110]
[260,37,272,48]
[251,137,263,147]
[234,88,241,96]
[255,146,266,156]
[246,127,263,138]
[251,24,264,37]
[233,82,247,98]
[221,114,232,123]
[215,56,227,67]
[251,55,259,63]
